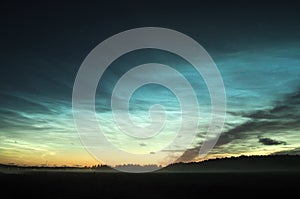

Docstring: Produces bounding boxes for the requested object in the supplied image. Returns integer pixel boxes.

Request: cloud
[176,148,199,162]
[271,147,300,155]
[177,87,300,162]
[217,87,300,146]
[0,91,74,134]
[0,93,52,114]
[258,137,286,145]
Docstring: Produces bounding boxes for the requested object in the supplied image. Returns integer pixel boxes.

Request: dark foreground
[1,171,299,198]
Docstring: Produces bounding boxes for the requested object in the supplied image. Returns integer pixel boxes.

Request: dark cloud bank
[258,137,286,146]
[178,88,300,162]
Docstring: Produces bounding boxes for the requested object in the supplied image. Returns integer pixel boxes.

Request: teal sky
[0,1,299,166]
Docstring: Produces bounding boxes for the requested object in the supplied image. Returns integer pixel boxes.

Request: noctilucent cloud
[0,2,299,166]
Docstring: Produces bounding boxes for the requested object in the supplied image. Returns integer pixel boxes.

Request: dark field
[2,156,300,198]
[1,171,300,198]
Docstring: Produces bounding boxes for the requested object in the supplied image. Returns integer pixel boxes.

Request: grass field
[2,156,300,198]
[1,171,300,198]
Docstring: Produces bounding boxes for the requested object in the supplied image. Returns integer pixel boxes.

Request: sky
[0,1,300,166]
